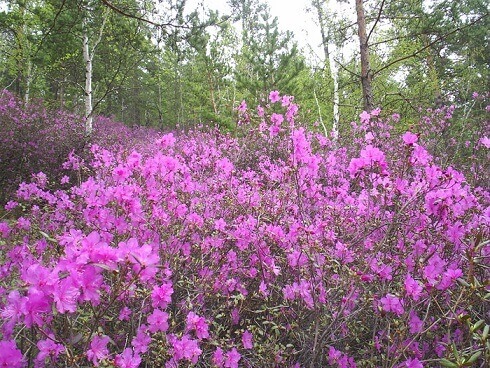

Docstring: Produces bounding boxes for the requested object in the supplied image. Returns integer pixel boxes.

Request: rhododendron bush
[0,90,159,204]
[0,92,489,367]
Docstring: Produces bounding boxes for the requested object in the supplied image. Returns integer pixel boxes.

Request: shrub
[0,90,86,204]
[0,92,488,367]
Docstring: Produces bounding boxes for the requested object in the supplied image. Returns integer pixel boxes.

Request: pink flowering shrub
[0,92,489,367]
[0,91,162,205]
[0,90,86,203]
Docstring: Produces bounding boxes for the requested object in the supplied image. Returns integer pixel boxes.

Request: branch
[100,0,192,29]
[367,0,386,44]
[335,58,360,78]
[373,13,488,77]
[90,7,109,56]
[33,0,67,59]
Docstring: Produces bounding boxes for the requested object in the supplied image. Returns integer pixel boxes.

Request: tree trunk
[312,0,340,141]
[83,26,93,135]
[81,6,108,135]
[355,0,374,112]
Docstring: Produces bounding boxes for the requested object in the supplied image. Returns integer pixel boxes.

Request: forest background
[0,1,490,367]
[1,0,488,134]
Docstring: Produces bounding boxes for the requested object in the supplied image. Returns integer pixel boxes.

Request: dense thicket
[0,0,488,367]
[1,0,487,132]
[0,91,489,367]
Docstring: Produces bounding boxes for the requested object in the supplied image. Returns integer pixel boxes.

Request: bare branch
[100,0,192,29]
[367,0,386,44]
[335,58,360,78]
[373,13,488,77]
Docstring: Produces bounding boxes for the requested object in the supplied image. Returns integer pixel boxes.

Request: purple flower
[269,90,280,103]
[53,277,80,314]
[212,347,225,367]
[359,110,370,123]
[36,335,65,363]
[224,348,241,368]
[186,311,209,339]
[380,294,404,315]
[402,131,418,145]
[131,326,151,354]
[0,340,25,367]
[403,357,424,368]
[408,311,424,334]
[86,335,110,366]
[242,330,253,349]
[404,274,423,301]
[148,309,169,333]
[114,348,141,368]
[151,282,173,309]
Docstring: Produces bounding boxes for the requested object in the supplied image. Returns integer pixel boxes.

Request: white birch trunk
[312,0,340,142]
[329,46,340,142]
[81,7,107,135]
[83,25,93,135]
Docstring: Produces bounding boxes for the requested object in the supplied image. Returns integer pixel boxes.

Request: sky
[189,0,325,60]
[189,0,360,64]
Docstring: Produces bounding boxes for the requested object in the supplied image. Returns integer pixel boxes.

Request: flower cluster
[0,91,488,367]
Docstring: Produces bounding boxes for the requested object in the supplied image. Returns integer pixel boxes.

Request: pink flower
[53,277,80,314]
[224,348,241,368]
[242,330,253,349]
[22,288,50,327]
[86,335,110,366]
[282,95,292,106]
[131,326,151,354]
[437,268,463,291]
[365,132,374,143]
[237,100,247,113]
[271,113,284,125]
[0,340,25,367]
[360,110,370,123]
[380,294,404,315]
[119,307,132,321]
[404,274,423,301]
[408,311,424,334]
[480,136,490,148]
[257,105,265,117]
[269,90,280,103]
[186,311,209,339]
[114,348,141,368]
[411,145,431,165]
[403,357,424,368]
[1,290,23,323]
[36,335,65,363]
[148,309,169,333]
[151,282,173,309]
[80,266,102,305]
[156,133,176,149]
[212,347,225,367]
[113,165,131,182]
[169,334,202,364]
[402,131,418,145]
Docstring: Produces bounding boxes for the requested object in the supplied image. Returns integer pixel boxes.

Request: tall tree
[311,0,341,139]
[355,0,374,112]
[230,0,306,105]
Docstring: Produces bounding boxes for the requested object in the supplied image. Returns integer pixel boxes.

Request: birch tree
[311,0,340,140]
[81,2,109,134]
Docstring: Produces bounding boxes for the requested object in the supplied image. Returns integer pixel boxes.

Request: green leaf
[481,325,489,340]
[439,359,459,368]
[471,319,485,333]
[465,350,482,364]
[39,230,57,243]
